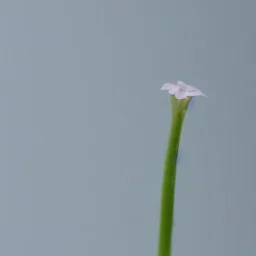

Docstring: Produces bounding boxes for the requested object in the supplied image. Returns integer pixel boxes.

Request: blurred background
[1,0,256,255]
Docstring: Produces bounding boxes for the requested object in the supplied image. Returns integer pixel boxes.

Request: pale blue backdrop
[1,1,256,255]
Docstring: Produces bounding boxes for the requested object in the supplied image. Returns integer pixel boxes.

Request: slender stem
[158,96,190,256]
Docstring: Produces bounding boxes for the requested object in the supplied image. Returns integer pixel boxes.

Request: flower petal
[177,81,187,88]
[161,83,180,95]
[168,86,180,95]
[187,89,207,97]
[161,80,207,99]
[175,90,187,99]
[161,83,174,90]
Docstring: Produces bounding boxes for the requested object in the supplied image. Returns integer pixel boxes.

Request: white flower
[161,81,207,99]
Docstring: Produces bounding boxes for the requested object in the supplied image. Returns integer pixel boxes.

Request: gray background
[1,0,255,255]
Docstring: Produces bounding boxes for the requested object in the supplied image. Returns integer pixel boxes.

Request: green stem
[158,96,191,256]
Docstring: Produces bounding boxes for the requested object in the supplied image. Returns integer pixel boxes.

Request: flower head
[161,81,207,99]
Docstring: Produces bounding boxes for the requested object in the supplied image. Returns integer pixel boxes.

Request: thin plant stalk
[158,96,191,256]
